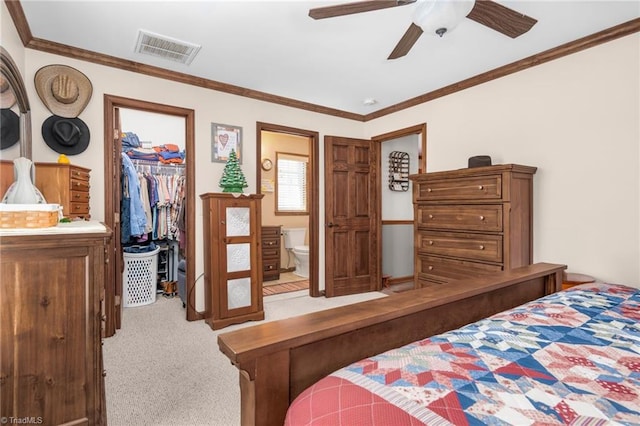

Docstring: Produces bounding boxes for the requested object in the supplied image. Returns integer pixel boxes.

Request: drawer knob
[478,185,484,190]
[479,215,485,221]
[479,245,485,250]
[428,266,433,271]
[427,188,432,192]
[428,240,433,245]
[428,214,434,219]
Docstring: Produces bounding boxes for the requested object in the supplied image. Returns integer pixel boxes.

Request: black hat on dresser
[1,108,20,149]
[42,115,90,155]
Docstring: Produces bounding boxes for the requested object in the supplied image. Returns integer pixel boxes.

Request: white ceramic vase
[1,157,46,204]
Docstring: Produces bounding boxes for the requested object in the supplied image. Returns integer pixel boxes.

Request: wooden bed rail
[218,262,566,426]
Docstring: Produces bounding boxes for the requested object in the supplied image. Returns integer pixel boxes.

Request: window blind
[277,158,307,212]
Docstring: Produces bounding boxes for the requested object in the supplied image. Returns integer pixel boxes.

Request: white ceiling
[19,1,640,115]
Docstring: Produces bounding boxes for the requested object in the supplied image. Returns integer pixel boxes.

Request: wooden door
[324,136,379,297]
[103,105,123,336]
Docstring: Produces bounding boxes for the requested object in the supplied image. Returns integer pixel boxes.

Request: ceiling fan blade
[309,0,415,20]
[467,0,537,38]
[388,23,424,60]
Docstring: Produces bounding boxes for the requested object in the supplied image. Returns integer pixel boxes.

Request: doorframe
[256,122,320,297]
[372,123,427,287]
[104,94,199,333]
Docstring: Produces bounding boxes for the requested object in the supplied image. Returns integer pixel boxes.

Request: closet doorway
[104,95,197,337]
[373,124,427,291]
[256,122,320,297]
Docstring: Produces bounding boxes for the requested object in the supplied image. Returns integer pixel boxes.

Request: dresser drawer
[70,203,90,216]
[417,204,502,232]
[262,246,280,258]
[71,178,90,192]
[263,258,279,273]
[70,167,90,182]
[262,226,281,238]
[262,238,280,250]
[263,258,280,281]
[415,175,502,201]
[417,255,502,283]
[71,190,90,203]
[418,230,502,263]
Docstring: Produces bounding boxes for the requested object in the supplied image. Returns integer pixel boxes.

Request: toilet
[282,228,309,278]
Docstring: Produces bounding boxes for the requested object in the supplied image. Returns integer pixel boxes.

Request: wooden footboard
[218,262,566,426]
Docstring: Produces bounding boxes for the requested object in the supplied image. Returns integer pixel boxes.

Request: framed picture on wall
[211,123,242,163]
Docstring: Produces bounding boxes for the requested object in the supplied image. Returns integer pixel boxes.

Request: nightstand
[562,272,595,290]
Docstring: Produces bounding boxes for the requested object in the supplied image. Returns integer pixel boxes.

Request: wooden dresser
[262,225,281,281]
[35,162,91,219]
[0,221,111,425]
[411,164,536,289]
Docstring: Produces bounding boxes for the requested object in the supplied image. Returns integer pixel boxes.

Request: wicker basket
[0,204,61,229]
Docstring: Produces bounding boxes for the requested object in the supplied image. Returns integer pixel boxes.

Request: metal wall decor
[388,151,410,192]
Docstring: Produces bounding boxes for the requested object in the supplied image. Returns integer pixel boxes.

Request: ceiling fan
[308,0,537,59]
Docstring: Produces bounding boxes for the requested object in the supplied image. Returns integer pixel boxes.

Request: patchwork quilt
[285,284,640,425]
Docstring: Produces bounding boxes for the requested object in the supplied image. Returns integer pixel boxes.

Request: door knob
[327,222,337,228]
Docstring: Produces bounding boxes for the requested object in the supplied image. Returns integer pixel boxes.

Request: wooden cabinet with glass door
[201,193,264,330]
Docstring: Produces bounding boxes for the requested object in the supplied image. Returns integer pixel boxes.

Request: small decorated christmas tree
[218,150,248,193]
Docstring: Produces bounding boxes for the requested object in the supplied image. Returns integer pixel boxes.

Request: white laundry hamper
[123,246,161,307]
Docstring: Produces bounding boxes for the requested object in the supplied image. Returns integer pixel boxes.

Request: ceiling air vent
[135,30,201,65]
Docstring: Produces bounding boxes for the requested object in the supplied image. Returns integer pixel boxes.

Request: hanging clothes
[121,153,147,243]
[126,159,186,244]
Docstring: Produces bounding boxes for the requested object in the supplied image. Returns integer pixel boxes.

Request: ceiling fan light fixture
[412,0,476,37]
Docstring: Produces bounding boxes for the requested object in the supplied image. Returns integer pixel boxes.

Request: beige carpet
[103,289,386,425]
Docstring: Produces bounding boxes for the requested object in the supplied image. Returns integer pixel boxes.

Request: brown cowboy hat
[42,115,90,155]
[0,76,16,109]
[1,109,20,149]
[35,64,92,118]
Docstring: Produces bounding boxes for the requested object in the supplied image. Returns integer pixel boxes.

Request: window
[276,152,308,214]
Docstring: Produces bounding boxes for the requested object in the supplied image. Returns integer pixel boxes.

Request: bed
[218,263,566,425]
[285,280,640,425]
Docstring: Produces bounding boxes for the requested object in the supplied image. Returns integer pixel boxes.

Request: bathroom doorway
[256,122,319,297]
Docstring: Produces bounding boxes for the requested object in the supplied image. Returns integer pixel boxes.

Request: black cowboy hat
[42,115,90,155]
[1,108,20,150]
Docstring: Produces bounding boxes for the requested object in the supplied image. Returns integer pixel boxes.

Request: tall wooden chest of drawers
[411,164,536,289]
[262,225,281,281]
[35,162,91,219]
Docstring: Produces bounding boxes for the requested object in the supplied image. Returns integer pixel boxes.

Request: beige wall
[366,34,640,287]
[2,8,638,297]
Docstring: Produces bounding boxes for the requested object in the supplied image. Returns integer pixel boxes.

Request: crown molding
[5,0,639,122]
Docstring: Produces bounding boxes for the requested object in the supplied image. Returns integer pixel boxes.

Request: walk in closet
[119,109,187,310]
[104,95,196,336]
